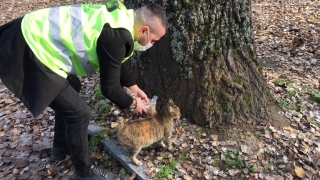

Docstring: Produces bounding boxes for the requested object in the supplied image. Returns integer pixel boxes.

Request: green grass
[279,100,297,110]
[275,79,286,86]
[169,161,176,170]
[265,149,272,155]
[178,122,189,127]
[178,155,188,162]
[177,148,188,162]
[280,167,286,173]
[100,155,110,166]
[311,94,320,103]
[288,89,298,97]
[91,109,97,116]
[310,121,319,127]
[300,104,307,111]
[196,131,202,140]
[80,88,85,94]
[99,101,112,113]
[222,149,244,169]
[96,119,106,125]
[212,156,220,166]
[156,159,177,178]
[247,164,257,173]
[158,166,172,178]
[268,160,273,165]
[119,168,126,176]
[94,88,104,100]
[306,86,320,103]
[89,131,105,152]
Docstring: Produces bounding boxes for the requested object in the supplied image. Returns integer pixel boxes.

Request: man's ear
[139,26,149,34]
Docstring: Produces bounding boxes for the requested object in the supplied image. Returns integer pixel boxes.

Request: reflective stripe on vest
[48,7,77,75]
[21,3,134,78]
[49,5,95,75]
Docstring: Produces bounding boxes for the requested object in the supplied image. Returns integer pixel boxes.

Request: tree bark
[125,0,285,127]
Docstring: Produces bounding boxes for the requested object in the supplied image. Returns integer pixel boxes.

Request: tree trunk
[125,0,285,127]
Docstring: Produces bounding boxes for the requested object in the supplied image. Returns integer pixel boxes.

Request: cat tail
[117,116,126,128]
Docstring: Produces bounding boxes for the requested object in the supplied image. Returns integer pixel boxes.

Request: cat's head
[162,98,181,119]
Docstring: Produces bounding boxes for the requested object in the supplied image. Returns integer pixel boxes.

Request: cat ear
[168,98,174,105]
[168,106,173,112]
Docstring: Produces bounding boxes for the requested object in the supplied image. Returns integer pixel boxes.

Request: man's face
[136,26,166,46]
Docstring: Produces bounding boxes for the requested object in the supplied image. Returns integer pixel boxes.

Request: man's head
[133,3,168,48]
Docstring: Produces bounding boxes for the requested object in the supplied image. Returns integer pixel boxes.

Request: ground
[0,0,319,179]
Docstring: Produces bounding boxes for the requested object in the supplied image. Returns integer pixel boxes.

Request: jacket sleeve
[96,26,135,109]
[120,63,136,87]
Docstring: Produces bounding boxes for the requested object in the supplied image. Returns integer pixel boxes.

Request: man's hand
[131,97,148,114]
[129,85,149,103]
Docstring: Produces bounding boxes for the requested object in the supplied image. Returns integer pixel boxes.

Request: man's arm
[120,63,135,88]
[96,27,134,109]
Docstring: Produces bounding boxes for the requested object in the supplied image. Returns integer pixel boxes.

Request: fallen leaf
[156,156,163,161]
[248,175,258,180]
[145,161,153,168]
[190,148,197,153]
[306,116,314,122]
[12,168,19,174]
[265,133,271,138]
[183,174,193,180]
[202,143,210,150]
[314,132,320,137]
[181,143,188,148]
[37,171,49,177]
[286,149,295,161]
[111,122,118,128]
[257,153,265,160]
[5,99,13,104]
[303,164,318,174]
[273,132,280,138]
[294,166,306,178]
[95,153,102,159]
[125,172,136,180]
[241,145,252,154]
[146,168,156,175]
[283,126,296,132]
[20,172,31,179]
[176,128,185,136]
[47,169,51,175]
[182,162,192,171]
[14,158,29,168]
[209,134,219,140]
[212,141,219,146]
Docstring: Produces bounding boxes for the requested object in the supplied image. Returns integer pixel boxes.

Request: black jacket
[0,18,135,117]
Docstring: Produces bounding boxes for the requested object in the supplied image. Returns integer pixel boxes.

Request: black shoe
[75,165,120,180]
[52,143,71,161]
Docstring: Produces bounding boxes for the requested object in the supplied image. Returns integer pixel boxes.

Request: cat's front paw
[131,156,143,166]
[134,160,143,166]
[168,145,173,151]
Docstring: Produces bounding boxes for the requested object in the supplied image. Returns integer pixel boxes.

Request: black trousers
[1,18,92,171]
[49,75,91,171]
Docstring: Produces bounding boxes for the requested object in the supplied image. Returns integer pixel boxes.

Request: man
[0,0,168,179]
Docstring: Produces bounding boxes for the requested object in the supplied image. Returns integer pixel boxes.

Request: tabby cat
[117,99,181,166]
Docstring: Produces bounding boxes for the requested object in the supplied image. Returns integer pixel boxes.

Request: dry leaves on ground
[0,0,320,179]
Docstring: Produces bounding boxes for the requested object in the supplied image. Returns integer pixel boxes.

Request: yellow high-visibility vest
[21,1,134,78]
